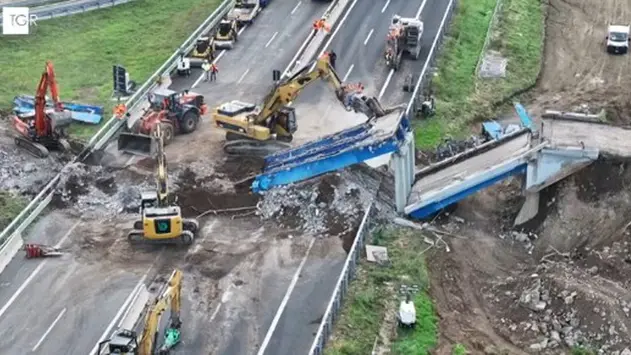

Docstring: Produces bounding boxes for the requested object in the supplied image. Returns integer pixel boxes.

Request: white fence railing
[0,0,236,273]
[308,0,457,353]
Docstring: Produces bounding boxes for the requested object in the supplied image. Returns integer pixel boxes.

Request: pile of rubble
[0,145,62,195]
[484,238,631,354]
[256,170,376,235]
[53,162,152,219]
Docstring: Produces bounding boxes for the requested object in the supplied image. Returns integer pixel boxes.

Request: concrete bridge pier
[514,146,600,226]
[392,131,415,213]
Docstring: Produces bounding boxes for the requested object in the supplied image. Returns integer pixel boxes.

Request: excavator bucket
[117,132,156,157]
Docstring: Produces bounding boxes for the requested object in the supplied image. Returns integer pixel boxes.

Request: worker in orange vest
[113,102,127,119]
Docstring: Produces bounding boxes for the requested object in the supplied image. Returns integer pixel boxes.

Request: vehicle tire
[133,220,143,230]
[160,123,175,146]
[180,230,194,245]
[179,110,199,134]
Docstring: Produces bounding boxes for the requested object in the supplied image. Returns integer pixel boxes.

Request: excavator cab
[97,329,139,354]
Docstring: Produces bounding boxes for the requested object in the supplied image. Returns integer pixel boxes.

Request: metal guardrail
[308,0,457,353]
[0,0,235,259]
[0,0,135,25]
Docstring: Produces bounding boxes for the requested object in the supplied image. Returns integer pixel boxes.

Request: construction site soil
[425,158,631,354]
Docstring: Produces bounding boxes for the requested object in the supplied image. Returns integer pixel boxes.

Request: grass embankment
[325,228,438,355]
[0,192,28,232]
[0,0,222,139]
[415,0,544,149]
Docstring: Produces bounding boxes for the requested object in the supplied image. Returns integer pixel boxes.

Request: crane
[97,269,183,355]
[128,125,199,245]
[211,52,397,156]
[12,61,73,158]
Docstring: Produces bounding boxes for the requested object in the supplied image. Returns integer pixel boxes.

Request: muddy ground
[425,159,631,355]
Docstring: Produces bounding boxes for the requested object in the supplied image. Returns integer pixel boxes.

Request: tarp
[12,95,104,124]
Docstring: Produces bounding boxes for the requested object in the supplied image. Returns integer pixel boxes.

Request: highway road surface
[0,212,144,355]
[542,118,631,157]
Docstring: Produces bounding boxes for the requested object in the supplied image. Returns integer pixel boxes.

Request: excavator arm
[253,53,356,126]
[138,269,182,355]
[153,125,169,207]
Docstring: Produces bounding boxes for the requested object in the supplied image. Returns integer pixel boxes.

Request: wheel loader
[214,18,239,49]
[127,125,199,245]
[385,15,423,71]
[118,88,207,157]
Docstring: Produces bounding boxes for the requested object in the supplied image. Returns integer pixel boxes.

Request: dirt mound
[214,156,264,179]
[425,158,631,354]
[175,168,260,217]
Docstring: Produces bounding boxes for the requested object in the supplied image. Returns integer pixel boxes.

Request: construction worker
[202,60,212,82]
[210,63,219,81]
[113,100,127,119]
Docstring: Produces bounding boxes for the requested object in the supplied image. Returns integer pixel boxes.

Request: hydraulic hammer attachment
[117,132,156,157]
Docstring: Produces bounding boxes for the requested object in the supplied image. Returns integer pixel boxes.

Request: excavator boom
[98,269,182,355]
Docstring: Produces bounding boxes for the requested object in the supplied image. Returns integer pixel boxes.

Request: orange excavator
[12,61,72,158]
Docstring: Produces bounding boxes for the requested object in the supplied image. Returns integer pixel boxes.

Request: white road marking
[0,221,80,320]
[342,64,354,82]
[265,31,278,48]
[378,69,395,100]
[32,307,66,351]
[192,26,248,88]
[89,273,149,355]
[381,0,390,13]
[311,0,359,72]
[364,28,374,45]
[290,1,302,15]
[256,238,316,355]
[237,68,251,84]
[416,0,429,18]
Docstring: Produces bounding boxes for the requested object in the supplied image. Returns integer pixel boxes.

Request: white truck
[606,25,630,54]
[385,15,424,71]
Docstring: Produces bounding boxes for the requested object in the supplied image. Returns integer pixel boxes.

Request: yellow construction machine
[128,125,199,245]
[214,18,239,49]
[98,269,183,355]
[211,52,394,156]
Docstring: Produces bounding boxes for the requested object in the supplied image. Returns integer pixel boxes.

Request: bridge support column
[515,146,599,226]
[393,132,415,213]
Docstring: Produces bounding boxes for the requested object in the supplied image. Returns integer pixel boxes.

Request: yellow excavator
[211,52,396,156]
[98,269,183,355]
[128,125,199,245]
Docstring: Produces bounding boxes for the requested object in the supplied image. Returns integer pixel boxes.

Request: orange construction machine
[117,88,208,156]
[12,61,73,158]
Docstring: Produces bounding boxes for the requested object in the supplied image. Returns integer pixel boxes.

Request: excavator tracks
[127,229,195,245]
[223,139,292,157]
[14,136,50,158]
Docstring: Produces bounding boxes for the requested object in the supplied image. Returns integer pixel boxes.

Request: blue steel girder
[405,162,528,219]
[251,112,411,192]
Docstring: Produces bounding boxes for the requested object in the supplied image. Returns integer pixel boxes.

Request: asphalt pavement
[0,212,143,355]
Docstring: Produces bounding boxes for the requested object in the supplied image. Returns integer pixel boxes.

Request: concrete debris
[256,169,378,235]
[53,162,152,219]
[0,145,63,195]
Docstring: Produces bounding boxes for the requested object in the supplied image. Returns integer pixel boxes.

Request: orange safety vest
[113,104,127,118]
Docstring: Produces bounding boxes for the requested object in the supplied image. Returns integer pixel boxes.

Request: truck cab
[606,25,630,54]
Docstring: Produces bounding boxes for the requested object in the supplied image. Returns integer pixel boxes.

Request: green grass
[572,346,597,355]
[415,0,544,149]
[0,0,222,139]
[0,192,28,232]
[453,343,467,355]
[324,228,438,355]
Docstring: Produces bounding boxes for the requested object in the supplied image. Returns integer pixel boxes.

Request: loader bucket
[117,132,156,157]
